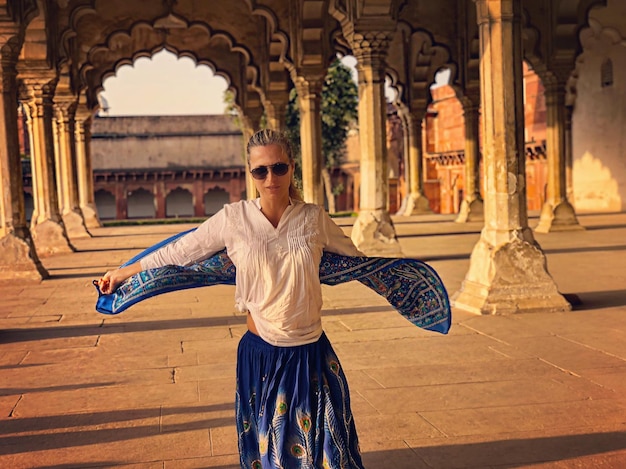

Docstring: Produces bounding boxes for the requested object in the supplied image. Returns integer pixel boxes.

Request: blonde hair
[246,129,303,202]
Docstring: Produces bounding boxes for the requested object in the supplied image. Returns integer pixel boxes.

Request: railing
[425,140,547,166]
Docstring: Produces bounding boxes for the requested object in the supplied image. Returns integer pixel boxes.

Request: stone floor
[1,211,625,468]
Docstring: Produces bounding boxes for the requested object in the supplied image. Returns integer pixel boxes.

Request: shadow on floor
[362,431,626,468]
[583,223,626,231]
[0,305,407,344]
[10,429,626,467]
[0,316,247,343]
[565,289,626,311]
[0,405,234,456]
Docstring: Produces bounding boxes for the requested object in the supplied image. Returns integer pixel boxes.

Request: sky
[99,50,449,116]
[99,49,229,116]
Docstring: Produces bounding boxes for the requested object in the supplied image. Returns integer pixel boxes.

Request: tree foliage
[286,58,358,181]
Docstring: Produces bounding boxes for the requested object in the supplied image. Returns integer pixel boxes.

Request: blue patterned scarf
[93,229,451,334]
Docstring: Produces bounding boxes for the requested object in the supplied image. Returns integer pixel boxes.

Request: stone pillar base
[535,200,584,233]
[81,204,102,229]
[452,237,571,315]
[63,210,91,238]
[403,193,432,216]
[351,209,403,257]
[456,197,484,223]
[0,232,48,281]
[395,195,408,216]
[32,220,75,257]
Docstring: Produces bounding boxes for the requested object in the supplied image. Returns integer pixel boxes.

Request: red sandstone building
[382,62,549,215]
[90,115,247,220]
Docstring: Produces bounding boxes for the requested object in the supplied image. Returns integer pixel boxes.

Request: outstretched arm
[97,208,229,295]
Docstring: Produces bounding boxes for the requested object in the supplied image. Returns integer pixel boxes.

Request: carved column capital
[19,72,58,119]
[397,103,426,136]
[542,72,567,107]
[262,89,290,131]
[54,96,78,123]
[351,30,393,57]
[349,30,394,79]
[292,73,324,100]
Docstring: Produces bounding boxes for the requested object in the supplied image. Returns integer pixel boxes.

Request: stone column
[193,180,204,217]
[350,32,402,255]
[394,108,411,216]
[456,99,484,222]
[54,98,90,238]
[453,0,569,314]
[155,181,166,219]
[264,89,289,131]
[240,108,263,200]
[229,176,244,202]
[74,107,101,228]
[535,76,583,232]
[0,35,47,280]
[399,108,431,215]
[20,74,74,256]
[293,75,324,206]
[115,184,127,220]
[564,105,574,203]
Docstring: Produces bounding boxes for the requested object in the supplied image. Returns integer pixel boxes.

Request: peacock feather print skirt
[236,331,364,469]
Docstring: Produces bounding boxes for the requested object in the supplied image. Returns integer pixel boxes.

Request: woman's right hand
[98,262,143,294]
[98,270,120,294]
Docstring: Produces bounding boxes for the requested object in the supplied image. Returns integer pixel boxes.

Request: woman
[99,129,366,468]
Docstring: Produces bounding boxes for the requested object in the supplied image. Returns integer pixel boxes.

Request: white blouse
[140,199,362,346]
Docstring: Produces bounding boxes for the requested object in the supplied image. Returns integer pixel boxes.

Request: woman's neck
[259,197,290,228]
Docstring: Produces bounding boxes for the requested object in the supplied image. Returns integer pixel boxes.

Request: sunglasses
[250,162,290,180]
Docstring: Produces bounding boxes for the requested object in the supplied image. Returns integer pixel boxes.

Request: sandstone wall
[91,115,245,170]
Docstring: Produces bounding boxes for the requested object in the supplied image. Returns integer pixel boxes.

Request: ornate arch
[56,1,278,109]
[76,19,260,110]
[385,22,457,112]
[227,0,294,111]
[407,28,455,109]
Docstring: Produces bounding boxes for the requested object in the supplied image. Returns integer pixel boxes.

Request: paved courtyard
[1,212,626,468]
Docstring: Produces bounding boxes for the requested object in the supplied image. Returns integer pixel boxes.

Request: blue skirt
[236,331,365,469]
